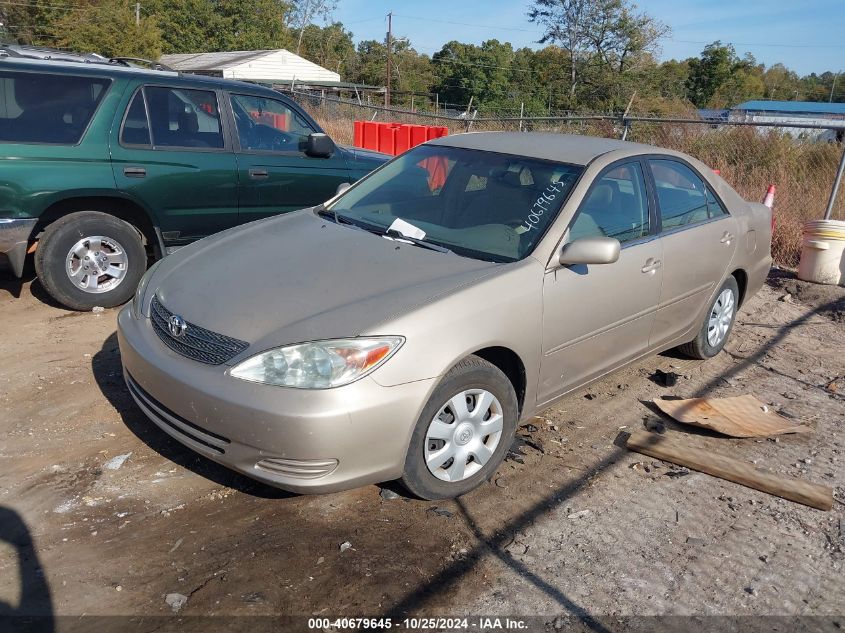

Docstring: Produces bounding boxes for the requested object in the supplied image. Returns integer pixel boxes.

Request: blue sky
[332,0,844,76]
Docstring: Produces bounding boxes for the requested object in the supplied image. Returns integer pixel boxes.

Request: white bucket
[797,219,845,286]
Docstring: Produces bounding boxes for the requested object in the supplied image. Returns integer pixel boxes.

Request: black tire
[34,211,147,311]
[679,276,740,359]
[400,355,518,500]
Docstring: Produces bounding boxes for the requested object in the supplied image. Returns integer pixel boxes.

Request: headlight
[133,259,162,319]
[229,337,404,389]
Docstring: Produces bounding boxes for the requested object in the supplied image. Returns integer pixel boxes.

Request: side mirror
[559,236,621,266]
[305,132,335,158]
[336,182,351,196]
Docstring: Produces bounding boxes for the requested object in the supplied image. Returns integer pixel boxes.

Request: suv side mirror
[559,237,621,266]
[305,132,335,158]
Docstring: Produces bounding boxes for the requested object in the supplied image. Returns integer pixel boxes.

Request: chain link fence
[285,89,845,268]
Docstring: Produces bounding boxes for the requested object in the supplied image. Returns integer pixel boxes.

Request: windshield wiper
[384,228,452,254]
[316,209,451,254]
[316,205,357,227]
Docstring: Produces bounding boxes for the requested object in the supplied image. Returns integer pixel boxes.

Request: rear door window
[649,160,710,229]
[0,71,110,144]
[143,86,223,149]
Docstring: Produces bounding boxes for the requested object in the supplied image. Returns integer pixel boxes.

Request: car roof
[0,56,282,97]
[426,132,660,166]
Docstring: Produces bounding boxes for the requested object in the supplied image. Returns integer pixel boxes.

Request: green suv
[0,45,388,310]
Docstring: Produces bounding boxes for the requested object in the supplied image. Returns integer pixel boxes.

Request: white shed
[159,49,340,84]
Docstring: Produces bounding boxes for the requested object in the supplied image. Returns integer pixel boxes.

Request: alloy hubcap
[707,288,735,347]
[65,236,128,294]
[424,389,503,483]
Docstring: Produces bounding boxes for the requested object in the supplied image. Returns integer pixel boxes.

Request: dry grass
[301,99,844,267]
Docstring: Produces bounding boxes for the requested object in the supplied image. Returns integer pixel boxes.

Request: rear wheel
[400,355,518,500]
[679,276,739,359]
[34,211,147,311]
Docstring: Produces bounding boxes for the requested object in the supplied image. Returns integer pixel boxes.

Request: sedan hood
[150,210,502,355]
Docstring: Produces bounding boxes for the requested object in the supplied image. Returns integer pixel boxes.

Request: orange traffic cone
[763,185,775,209]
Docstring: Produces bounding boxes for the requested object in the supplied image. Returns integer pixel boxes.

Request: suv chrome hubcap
[707,288,735,347]
[65,235,128,294]
[424,389,503,483]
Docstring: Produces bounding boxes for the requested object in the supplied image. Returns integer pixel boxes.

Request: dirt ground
[0,263,843,632]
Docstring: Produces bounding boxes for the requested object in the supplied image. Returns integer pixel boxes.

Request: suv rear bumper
[0,218,37,277]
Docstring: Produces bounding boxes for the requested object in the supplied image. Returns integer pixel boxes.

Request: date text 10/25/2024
[307,617,529,630]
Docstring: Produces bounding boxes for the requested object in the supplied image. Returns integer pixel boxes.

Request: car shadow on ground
[92,332,293,500]
[0,506,54,633]
[0,259,68,311]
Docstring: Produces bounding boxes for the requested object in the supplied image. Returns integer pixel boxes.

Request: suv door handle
[123,166,146,178]
[720,232,734,244]
[641,258,662,274]
[249,168,268,179]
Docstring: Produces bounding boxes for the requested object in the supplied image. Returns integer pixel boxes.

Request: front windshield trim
[325,144,585,262]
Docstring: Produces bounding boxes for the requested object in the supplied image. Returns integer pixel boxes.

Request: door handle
[123,166,146,178]
[641,258,662,274]
[720,232,734,244]
[249,168,269,179]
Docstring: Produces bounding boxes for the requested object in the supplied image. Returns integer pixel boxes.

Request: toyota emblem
[168,314,187,338]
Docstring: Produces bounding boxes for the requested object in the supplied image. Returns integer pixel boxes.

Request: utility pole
[385,12,392,107]
[135,2,140,26]
[831,71,840,103]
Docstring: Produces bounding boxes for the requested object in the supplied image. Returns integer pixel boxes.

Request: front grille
[125,372,230,454]
[150,295,248,365]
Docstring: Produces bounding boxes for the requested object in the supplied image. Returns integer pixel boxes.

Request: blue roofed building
[729,100,845,140]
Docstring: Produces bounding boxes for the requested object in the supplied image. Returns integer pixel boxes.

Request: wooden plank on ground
[625,430,833,511]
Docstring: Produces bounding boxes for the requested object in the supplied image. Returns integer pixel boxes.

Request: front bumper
[0,218,37,277]
[116,305,436,494]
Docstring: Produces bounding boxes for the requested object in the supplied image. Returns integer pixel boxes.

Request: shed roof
[732,100,845,115]
[160,50,272,71]
[159,49,340,82]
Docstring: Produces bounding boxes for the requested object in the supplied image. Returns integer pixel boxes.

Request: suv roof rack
[109,56,173,71]
[0,43,172,71]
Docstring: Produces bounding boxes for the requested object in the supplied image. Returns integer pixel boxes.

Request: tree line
[1,0,841,115]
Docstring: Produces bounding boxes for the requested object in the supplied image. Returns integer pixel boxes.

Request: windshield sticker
[520,181,566,233]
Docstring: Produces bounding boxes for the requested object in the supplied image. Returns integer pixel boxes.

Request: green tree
[762,63,801,101]
[52,0,163,59]
[298,22,354,75]
[432,39,516,111]
[0,0,74,47]
[527,0,668,106]
[144,0,291,53]
[685,41,738,107]
[286,0,336,55]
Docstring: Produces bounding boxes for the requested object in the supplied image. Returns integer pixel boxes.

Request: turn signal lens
[229,337,404,389]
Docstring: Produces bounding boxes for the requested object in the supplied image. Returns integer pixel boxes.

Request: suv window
[650,159,710,229]
[0,71,110,144]
[230,93,314,152]
[121,89,151,146]
[569,162,650,243]
[144,86,223,149]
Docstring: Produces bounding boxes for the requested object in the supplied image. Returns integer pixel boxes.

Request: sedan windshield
[326,145,583,262]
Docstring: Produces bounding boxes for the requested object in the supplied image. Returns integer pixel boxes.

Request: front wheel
[400,355,518,500]
[679,276,739,359]
[34,211,147,311]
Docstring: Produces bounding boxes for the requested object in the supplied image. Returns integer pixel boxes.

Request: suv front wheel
[35,211,147,311]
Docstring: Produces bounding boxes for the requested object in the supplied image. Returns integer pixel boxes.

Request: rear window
[0,71,110,144]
